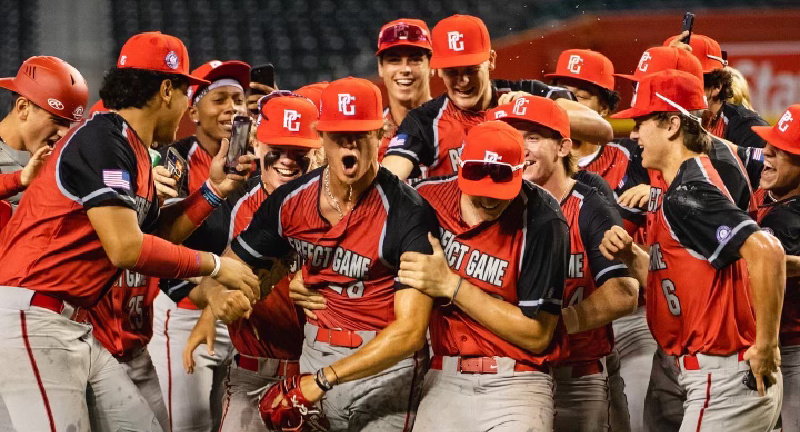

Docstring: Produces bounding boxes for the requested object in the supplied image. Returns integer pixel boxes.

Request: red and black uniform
[415,176,570,366]
[561,181,631,364]
[0,112,159,307]
[386,80,574,179]
[737,146,764,194]
[753,188,800,347]
[231,166,438,331]
[645,156,759,356]
[378,108,399,162]
[226,176,303,359]
[577,141,637,192]
[708,103,769,149]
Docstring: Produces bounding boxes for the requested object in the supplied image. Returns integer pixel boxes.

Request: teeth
[396,79,413,86]
[276,167,297,176]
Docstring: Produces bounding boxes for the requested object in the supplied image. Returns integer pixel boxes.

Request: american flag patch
[102,169,131,190]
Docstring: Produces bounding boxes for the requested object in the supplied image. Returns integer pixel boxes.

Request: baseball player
[602,70,784,431]
[0,31,258,431]
[489,96,640,431]
[149,59,251,432]
[381,14,614,181]
[182,92,321,432]
[396,119,569,432]
[375,18,433,161]
[664,32,769,148]
[750,106,800,431]
[0,56,88,205]
[191,77,439,432]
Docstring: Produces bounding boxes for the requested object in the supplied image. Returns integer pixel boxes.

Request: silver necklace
[324,167,351,218]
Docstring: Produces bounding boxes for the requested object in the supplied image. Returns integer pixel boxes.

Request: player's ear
[558,138,573,157]
[488,50,497,71]
[188,105,200,124]
[14,97,30,121]
[160,79,175,106]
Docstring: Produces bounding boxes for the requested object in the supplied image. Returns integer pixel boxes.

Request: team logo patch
[567,55,583,74]
[389,133,407,148]
[779,110,794,132]
[484,150,500,162]
[493,110,507,119]
[165,51,180,70]
[447,31,464,51]
[716,225,732,242]
[512,97,529,115]
[208,60,222,69]
[119,55,127,66]
[48,98,64,110]
[338,94,356,116]
[103,169,132,190]
[283,109,301,131]
[637,51,652,72]
[72,106,84,120]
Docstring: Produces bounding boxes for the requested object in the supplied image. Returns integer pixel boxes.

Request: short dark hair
[704,68,733,103]
[651,110,711,154]
[551,78,620,113]
[378,46,432,64]
[99,68,189,110]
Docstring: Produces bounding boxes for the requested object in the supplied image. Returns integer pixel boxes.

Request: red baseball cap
[117,31,208,85]
[616,47,704,83]
[489,95,571,139]
[663,34,727,73]
[612,70,707,119]
[544,49,615,91]
[458,120,525,200]
[294,82,329,109]
[257,94,321,149]
[752,105,800,156]
[430,15,491,69]
[0,56,89,121]
[188,60,250,103]
[376,19,432,55]
[316,77,383,132]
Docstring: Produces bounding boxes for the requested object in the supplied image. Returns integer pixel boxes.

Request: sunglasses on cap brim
[378,23,429,45]
[459,160,525,183]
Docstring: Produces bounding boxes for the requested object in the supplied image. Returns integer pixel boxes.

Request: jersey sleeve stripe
[387,148,420,163]
[375,185,392,269]
[594,263,628,283]
[430,99,448,169]
[277,176,319,238]
[55,116,100,204]
[607,143,632,160]
[518,298,563,307]
[228,184,262,246]
[82,187,125,204]
[707,219,758,265]
[166,280,190,296]
[234,236,266,261]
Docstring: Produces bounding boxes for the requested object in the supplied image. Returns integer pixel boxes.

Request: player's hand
[497,91,531,106]
[208,137,256,198]
[247,82,278,115]
[207,285,253,324]
[212,256,260,303]
[183,306,217,374]
[617,184,652,209]
[600,226,635,264]
[153,165,179,200]
[667,31,693,52]
[20,145,52,187]
[255,257,292,300]
[398,233,460,299]
[744,344,781,397]
[288,272,327,320]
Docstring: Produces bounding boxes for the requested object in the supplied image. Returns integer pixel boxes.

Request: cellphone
[681,12,695,44]
[743,370,772,392]
[250,64,276,94]
[226,115,252,174]
[165,147,187,184]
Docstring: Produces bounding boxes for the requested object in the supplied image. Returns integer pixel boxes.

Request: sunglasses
[378,23,428,45]
[459,160,525,183]
[262,148,311,173]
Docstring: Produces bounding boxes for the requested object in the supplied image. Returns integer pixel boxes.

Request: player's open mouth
[395,78,415,88]
[275,166,301,181]
[454,87,475,97]
[220,120,233,132]
[341,154,359,176]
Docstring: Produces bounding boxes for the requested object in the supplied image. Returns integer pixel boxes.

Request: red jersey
[0,113,160,307]
[378,108,399,162]
[646,156,759,356]
[415,177,570,365]
[753,188,800,346]
[231,167,438,331]
[577,143,632,191]
[227,176,304,359]
[561,181,630,364]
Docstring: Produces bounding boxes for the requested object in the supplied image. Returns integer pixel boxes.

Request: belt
[30,292,79,319]
[177,297,200,310]
[235,354,300,378]
[315,328,363,348]
[430,355,548,374]
[559,360,604,378]
[679,349,746,371]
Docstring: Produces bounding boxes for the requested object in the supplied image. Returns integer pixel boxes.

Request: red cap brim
[613,73,638,82]
[0,77,18,93]
[752,126,800,156]
[184,74,210,86]
[376,41,432,56]
[256,133,321,149]
[543,73,614,91]
[457,170,522,200]
[202,63,251,88]
[611,106,653,119]
[430,51,490,69]
[315,119,384,132]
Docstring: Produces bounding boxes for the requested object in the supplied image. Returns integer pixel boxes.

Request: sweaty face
[439,60,493,111]
[760,143,800,197]
[259,144,311,192]
[154,82,190,145]
[378,47,431,104]
[322,130,379,185]
[195,86,247,141]
[20,103,70,151]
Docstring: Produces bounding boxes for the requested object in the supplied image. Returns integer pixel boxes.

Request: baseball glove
[259,374,330,432]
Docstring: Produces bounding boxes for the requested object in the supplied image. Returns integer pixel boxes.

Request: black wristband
[315,368,334,391]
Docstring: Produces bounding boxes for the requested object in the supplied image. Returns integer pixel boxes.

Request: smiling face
[631,114,672,172]
[505,120,569,185]
[760,143,800,198]
[438,53,496,111]
[153,80,191,145]
[191,86,247,141]
[464,194,513,222]
[322,130,380,185]
[259,144,311,192]
[378,46,431,105]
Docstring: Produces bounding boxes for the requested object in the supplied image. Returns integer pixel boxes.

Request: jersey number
[567,286,585,307]
[329,281,365,299]
[127,295,144,330]
[661,279,681,316]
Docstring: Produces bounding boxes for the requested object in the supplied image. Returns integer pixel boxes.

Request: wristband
[201,180,223,207]
[209,253,221,278]
[314,368,335,391]
[183,181,223,226]
[444,277,463,307]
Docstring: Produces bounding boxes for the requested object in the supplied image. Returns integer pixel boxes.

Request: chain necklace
[324,167,352,218]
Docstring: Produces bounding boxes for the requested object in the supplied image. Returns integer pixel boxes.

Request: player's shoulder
[375,166,429,208]
[61,113,131,159]
[406,94,449,123]
[723,102,768,125]
[521,180,566,225]
[161,136,197,159]
[573,170,615,203]
[606,140,633,160]
[227,175,264,207]
[572,180,605,207]
[492,79,568,99]
[761,195,800,230]
[270,166,323,204]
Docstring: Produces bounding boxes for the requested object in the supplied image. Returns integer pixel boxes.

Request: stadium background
[2,0,799,133]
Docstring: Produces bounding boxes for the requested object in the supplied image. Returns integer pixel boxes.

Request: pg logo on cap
[568,55,583,74]
[165,51,180,70]
[447,31,464,51]
[638,51,652,73]
[338,94,356,116]
[512,98,529,116]
[779,110,794,132]
[484,150,500,162]
[283,109,301,131]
